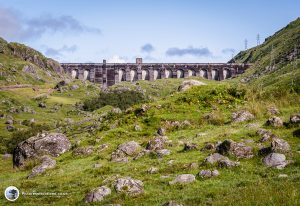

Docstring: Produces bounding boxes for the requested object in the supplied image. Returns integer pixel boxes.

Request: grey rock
[85,186,111,203]
[198,169,220,178]
[200,142,215,151]
[147,167,158,174]
[205,153,229,164]
[290,114,300,123]
[267,106,280,115]
[232,110,254,122]
[146,136,168,151]
[216,139,254,159]
[28,156,56,178]
[257,129,277,142]
[134,124,142,131]
[156,149,170,157]
[169,174,195,185]
[183,143,198,151]
[263,153,292,169]
[266,116,283,127]
[5,119,13,124]
[178,80,206,91]
[115,177,144,196]
[218,159,240,168]
[73,146,94,156]
[157,127,166,136]
[111,141,141,162]
[13,133,71,167]
[70,84,79,90]
[271,138,290,153]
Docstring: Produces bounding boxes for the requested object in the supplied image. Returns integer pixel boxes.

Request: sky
[0,0,299,63]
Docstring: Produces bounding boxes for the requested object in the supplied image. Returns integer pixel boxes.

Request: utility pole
[256,34,260,46]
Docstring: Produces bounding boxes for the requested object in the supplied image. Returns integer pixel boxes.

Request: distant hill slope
[0,37,65,86]
[231,18,300,94]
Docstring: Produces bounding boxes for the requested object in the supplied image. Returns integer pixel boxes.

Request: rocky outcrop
[28,156,56,178]
[13,133,71,167]
[114,177,144,196]
[85,186,111,203]
[216,140,254,159]
[178,80,206,91]
[111,141,141,162]
[266,116,283,127]
[232,111,254,122]
[169,174,195,185]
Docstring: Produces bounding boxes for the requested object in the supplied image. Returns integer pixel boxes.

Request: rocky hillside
[231,18,300,94]
[0,37,65,86]
[0,19,299,206]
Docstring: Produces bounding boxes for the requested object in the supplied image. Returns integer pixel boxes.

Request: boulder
[205,153,229,164]
[114,177,144,196]
[13,133,71,167]
[232,111,254,122]
[85,186,111,203]
[157,127,166,136]
[28,156,56,178]
[271,138,290,153]
[73,146,94,156]
[146,136,168,151]
[111,141,141,162]
[263,153,293,169]
[156,149,171,157]
[169,174,195,185]
[216,140,254,159]
[183,143,198,151]
[290,114,300,123]
[198,170,220,178]
[266,116,283,127]
[218,159,240,168]
[178,80,206,91]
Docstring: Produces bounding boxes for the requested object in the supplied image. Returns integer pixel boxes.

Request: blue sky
[0,0,299,63]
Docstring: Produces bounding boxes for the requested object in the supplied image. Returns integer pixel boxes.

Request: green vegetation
[0,19,300,206]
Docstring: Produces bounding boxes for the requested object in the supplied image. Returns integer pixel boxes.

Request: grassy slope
[0,18,300,205]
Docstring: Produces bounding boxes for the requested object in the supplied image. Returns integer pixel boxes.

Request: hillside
[0,19,300,206]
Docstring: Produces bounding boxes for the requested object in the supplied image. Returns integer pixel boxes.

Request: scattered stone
[147,167,158,174]
[114,177,144,196]
[257,129,277,142]
[266,116,283,127]
[70,84,79,90]
[198,169,220,178]
[111,141,141,162]
[5,119,13,124]
[6,125,15,132]
[200,142,215,151]
[157,127,166,136]
[290,114,300,123]
[156,149,171,157]
[271,138,290,153]
[178,80,206,91]
[111,107,122,114]
[169,174,195,185]
[160,175,170,179]
[163,201,183,206]
[205,153,229,164]
[183,143,198,151]
[85,186,111,203]
[263,153,293,169]
[167,160,175,165]
[267,106,280,115]
[218,159,240,168]
[146,136,168,151]
[38,102,46,108]
[28,156,56,178]
[185,162,198,169]
[13,133,71,167]
[216,139,254,159]
[278,174,288,178]
[232,110,254,122]
[73,146,94,156]
[244,123,259,129]
[134,124,142,131]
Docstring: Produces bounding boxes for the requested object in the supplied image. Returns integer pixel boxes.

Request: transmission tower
[244,39,248,50]
[256,34,260,46]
